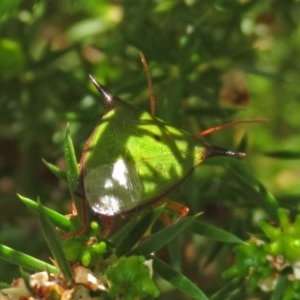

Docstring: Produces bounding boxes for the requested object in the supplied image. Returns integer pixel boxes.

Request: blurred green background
[1,0,300,298]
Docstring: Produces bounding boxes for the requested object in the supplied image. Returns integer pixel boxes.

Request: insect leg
[62,197,89,239]
[156,199,190,226]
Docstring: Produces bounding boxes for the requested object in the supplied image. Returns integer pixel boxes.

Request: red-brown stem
[140,52,156,116]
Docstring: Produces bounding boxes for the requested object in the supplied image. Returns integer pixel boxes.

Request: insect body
[77,76,244,217]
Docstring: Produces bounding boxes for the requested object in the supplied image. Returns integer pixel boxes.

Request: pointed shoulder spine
[204,143,246,159]
[89,75,117,110]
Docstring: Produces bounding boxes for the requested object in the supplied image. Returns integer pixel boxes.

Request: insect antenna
[195,119,268,137]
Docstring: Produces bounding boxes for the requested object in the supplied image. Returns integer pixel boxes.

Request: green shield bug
[76,75,245,220]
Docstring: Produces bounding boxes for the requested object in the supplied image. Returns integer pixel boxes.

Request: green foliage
[1,131,245,298]
[0,244,57,275]
[106,256,160,299]
[223,209,300,299]
[1,0,300,299]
